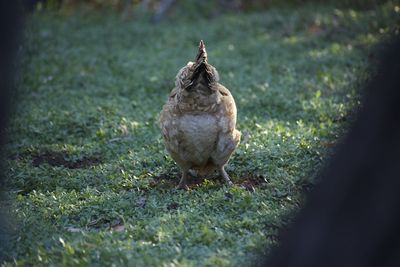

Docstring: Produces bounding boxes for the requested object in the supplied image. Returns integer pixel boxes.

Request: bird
[159,40,241,190]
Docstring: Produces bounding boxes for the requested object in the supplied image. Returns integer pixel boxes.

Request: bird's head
[175,40,219,92]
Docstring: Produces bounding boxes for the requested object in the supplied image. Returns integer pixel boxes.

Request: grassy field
[1,2,398,266]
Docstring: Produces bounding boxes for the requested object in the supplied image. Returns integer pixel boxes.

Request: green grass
[2,3,398,266]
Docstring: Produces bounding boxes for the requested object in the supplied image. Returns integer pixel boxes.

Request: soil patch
[236,174,267,191]
[31,151,101,169]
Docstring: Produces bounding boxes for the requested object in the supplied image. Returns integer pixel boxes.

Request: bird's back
[159,40,240,179]
[176,113,219,167]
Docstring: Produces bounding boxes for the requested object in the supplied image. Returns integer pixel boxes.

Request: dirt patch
[167,202,179,210]
[31,151,101,169]
[236,174,267,191]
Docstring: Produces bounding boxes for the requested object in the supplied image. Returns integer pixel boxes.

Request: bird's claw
[176,183,190,191]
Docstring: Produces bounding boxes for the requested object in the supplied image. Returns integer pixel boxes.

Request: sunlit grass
[2,2,398,266]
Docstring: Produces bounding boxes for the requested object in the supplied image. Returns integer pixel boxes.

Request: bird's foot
[176,183,190,191]
[220,167,234,186]
[176,171,190,191]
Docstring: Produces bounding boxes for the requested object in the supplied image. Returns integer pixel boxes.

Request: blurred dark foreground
[263,36,400,267]
[0,1,23,261]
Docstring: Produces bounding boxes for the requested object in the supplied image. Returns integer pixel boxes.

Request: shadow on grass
[151,172,268,191]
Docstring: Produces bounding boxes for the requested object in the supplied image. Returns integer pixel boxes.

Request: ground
[1,3,398,266]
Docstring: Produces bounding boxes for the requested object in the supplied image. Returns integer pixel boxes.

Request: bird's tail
[188,40,216,89]
[195,40,208,65]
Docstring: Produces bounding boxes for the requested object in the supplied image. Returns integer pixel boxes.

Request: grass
[1,2,399,266]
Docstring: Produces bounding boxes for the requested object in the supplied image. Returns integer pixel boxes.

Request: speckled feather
[159,41,240,189]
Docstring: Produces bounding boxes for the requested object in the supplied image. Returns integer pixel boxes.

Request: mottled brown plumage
[159,40,241,190]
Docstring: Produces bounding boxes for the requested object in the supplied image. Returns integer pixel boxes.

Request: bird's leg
[176,170,190,190]
[219,166,233,186]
